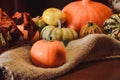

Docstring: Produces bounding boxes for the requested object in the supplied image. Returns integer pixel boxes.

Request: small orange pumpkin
[62,0,113,32]
[80,22,103,37]
[30,39,66,68]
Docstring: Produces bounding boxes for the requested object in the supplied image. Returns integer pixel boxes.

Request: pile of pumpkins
[30,0,120,68]
[32,0,120,42]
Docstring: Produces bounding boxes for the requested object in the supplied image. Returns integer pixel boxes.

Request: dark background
[0,0,111,17]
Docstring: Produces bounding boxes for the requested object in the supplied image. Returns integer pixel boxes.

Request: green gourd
[41,21,78,42]
[103,14,120,40]
[32,16,47,31]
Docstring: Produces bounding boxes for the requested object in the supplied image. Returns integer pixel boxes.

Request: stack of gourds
[33,8,78,43]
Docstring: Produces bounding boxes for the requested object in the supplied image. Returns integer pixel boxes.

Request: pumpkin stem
[88,22,93,26]
[57,20,62,28]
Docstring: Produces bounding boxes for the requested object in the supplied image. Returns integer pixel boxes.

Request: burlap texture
[0,34,120,80]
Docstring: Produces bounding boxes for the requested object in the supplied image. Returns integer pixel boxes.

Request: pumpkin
[17,25,40,42]
[103,14,120,40]
[62,0,113,32]
[41,21,78,42]
[32,16,47,31]
[42,8,66,26]
[30,39,66,68]
[80,22,103,37]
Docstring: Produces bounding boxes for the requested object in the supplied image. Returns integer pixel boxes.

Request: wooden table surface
[53,59,120,80]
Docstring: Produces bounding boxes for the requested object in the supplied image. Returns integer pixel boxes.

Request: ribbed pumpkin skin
[62,0,113,32]
[80,22,103,38]
[41,26,78,41]
[103,14,120,40]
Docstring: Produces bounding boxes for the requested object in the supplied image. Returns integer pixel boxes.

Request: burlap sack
[0,34,120,80]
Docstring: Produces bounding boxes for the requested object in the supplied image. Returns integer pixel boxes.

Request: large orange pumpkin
[62,0,113,32]
[30,39,66,68]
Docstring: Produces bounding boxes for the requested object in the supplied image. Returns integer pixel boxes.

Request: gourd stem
[57,20,62,28]
[88,22,93,26]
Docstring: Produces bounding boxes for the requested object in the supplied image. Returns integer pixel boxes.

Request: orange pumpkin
[62,0,113,32]
[17,25,40,42]
[30,39,66,68]
[80,22,103,38]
